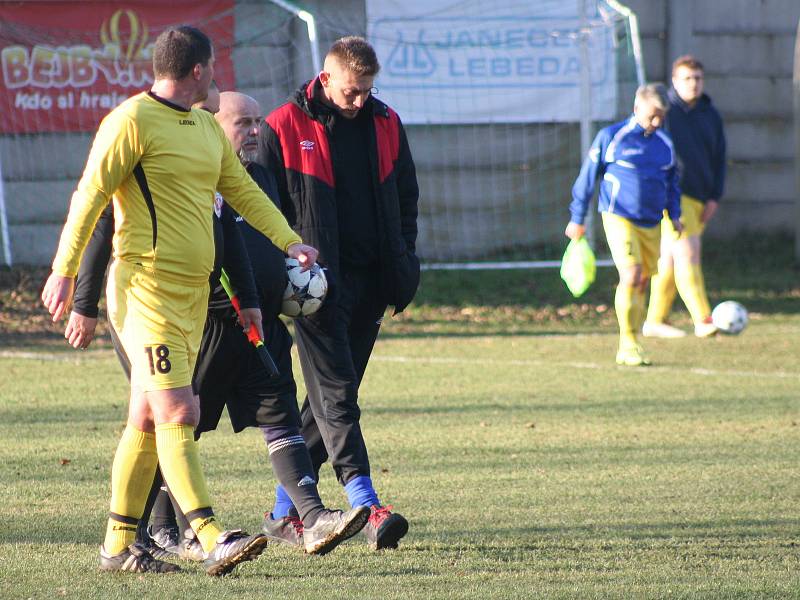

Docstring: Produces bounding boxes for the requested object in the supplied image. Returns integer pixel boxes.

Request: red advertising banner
[0,1,235,133]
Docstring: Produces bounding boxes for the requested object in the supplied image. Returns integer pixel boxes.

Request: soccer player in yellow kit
[41,26,317,576]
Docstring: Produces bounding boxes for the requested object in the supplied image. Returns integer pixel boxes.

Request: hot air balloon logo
[98,9,153,87]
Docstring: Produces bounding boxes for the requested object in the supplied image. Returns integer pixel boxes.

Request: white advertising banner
[366,0,619,124]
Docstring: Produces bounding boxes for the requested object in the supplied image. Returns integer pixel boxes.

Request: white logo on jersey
[300,140,315,151]
[214,192,224,218]
[621,148,643,156]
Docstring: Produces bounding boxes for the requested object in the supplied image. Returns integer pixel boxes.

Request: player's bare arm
[65,311,98,349]
[286,242,318,269]
[41,273,75,322]
[565,222,586,240]
[236,307,264,341]
[701,199,719,223]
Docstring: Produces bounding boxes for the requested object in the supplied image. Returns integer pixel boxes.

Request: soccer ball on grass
[281,258,328,317]
[711,301,748,335]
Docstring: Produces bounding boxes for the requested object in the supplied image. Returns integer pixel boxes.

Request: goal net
[364,0,644,267]
[239,0,646,268]
[0,0,643,269]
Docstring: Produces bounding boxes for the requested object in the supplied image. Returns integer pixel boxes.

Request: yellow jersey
[52,91,301,284]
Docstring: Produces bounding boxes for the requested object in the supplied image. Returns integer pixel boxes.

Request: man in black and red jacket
[258,36,419,550]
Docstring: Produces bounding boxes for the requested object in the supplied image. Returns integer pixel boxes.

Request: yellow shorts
[662,194,706,239]
[602,212,661,277]
[106,260,209,392]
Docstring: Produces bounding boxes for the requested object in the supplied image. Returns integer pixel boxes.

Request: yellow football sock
[633,287,647,332]
[675,261,712,325]
[103,425,158,555]
[615,283,637,349]
[155,423,223,553]
[696,264,711,317]
[646,264,676,324]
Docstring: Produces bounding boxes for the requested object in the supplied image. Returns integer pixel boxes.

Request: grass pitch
[1,247,799,598]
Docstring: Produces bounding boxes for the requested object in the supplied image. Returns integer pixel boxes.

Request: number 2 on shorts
[144,344,172,375]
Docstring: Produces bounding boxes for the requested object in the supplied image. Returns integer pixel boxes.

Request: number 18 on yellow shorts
[601,212,661,277]
[106,260,209,392]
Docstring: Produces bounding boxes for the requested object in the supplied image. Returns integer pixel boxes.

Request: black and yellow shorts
[106,260,208,391]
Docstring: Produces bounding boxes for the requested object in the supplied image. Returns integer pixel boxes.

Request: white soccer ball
[281,258,328,318]
[711,301,748,335]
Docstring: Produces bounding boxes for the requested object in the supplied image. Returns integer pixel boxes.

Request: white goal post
[794,16,800,262]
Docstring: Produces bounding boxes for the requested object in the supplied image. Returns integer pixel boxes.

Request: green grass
[2,243,800,598]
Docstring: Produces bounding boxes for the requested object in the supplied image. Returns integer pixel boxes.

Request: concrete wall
[2,0,797,264]
[625,0,798,238]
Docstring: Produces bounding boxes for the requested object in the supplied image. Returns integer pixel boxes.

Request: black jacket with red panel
[258,78,420,313]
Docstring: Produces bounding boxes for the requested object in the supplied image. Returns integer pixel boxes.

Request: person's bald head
[215,91,262,162]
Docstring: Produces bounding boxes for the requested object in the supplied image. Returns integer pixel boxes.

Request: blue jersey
[569,117,681,228]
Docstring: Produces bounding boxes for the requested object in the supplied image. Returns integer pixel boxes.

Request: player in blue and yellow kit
[41,27,318,576]
[566,84,682,366]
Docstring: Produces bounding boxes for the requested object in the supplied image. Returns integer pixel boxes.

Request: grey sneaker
[262,508,304,548]
[99,542,180,573]
[134,524,174,561]
[178,529,205,562]
[203,529,268,576]
[148,525,180,556]
[303,506,370,556]
[363,505,408,550]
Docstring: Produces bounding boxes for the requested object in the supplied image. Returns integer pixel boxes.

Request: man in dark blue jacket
[644,55,726,339]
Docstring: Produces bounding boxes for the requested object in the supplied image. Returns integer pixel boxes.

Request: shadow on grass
[379,327,612,340]
[5,517,797,548]
[406,517,800,546]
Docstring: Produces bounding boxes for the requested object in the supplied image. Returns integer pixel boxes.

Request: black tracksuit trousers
[294,266,387,485]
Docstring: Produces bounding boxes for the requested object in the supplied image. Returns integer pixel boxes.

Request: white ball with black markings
[281,258,328,317]
[711,301,748,335]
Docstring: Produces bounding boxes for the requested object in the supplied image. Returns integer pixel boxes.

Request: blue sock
[344,475,380,508]
[272,484,295,519]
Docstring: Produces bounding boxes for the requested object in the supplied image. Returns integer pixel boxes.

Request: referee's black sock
[151,484,176,532]
[260,426,325,527]
[166,484,190,538]
[136,467,163,543]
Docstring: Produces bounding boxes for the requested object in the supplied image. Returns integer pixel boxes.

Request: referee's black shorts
[194,309,301,434]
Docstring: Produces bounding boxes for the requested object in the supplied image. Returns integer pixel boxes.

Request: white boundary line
[0,350,98,362]
[3,350,798,381]
[422,259,615,271]
[371,354,800,380]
